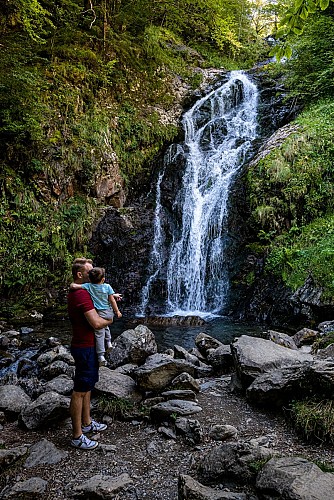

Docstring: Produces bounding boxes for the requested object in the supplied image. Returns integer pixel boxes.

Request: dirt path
[1,375,333,499]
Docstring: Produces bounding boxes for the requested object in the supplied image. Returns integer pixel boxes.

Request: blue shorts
[71,346,99,392]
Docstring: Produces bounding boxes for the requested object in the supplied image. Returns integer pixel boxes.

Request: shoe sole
[71,441,99,450]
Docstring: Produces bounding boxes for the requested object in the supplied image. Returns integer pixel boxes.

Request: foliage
[289,399,334,444]
[97,395,137,420]
[247,99,334,297]
[271,0,334,59]
[311,331,334,353]
[274,15,334,102]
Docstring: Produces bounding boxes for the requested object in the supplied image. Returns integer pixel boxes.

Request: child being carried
[70,266,122,366]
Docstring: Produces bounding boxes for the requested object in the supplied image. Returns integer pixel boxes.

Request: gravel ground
[1,375,334,499]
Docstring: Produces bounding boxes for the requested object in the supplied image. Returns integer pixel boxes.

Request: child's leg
[96,310,114,354]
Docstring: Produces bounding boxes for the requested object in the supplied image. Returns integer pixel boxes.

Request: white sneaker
[98,355,106,366]
[71,434,98,450]
[106,342,112,351]
[82,419,108,433]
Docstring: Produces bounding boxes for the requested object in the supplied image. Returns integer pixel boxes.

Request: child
[70,266,122,366]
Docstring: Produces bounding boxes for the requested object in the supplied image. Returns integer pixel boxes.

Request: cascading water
[139,71,258,317]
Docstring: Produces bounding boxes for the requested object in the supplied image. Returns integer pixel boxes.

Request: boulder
[231,335,313,388]
[174,344,200,366]
[292,327,319,347]
[24,439,68,468]
[19,391,70,430]
[267,330,298,350]
[209,424,238,442]
[150,400,202,422]
[199,440,274,484]
[178,474,247,499]
[36,346,74,367]
[43,374,74,395]
[0,477,48,498]
[106,325,157,369]
[94,367,142,403]
[41,360,75,380]
[0,385,31,418]
[175,417,203,444]
[195,333,223,355]
[256,456,334,499]
[207,345,234,371]
[70,472,134,498]
[0,446,28,470]
[134,353,196,391]
[170,372,200,393]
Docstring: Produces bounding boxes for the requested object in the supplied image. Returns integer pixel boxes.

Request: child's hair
[71,257,93,279]
[88,267,105,284]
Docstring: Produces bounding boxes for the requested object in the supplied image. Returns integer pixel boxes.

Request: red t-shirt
[68,288,95,348]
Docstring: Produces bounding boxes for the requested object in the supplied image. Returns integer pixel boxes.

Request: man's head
[72,257,93,283]
[88,267,105,284]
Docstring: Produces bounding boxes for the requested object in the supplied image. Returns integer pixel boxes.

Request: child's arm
[70,283,83,290]
[109,294,122,318]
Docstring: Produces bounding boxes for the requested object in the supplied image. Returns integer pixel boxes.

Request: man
[68,257,113,450]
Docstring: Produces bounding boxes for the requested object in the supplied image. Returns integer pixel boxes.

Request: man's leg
[70,390,90,438]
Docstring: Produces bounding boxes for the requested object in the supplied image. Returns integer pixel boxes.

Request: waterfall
[139,71,258,317]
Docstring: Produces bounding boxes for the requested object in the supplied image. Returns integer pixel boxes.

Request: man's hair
[71,257,93,279]
[88,267,105,284]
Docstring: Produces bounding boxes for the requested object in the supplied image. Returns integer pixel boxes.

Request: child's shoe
[106,342,112,352]
[98,355,107,366]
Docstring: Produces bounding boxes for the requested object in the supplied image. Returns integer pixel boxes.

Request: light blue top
[81,283,115,310]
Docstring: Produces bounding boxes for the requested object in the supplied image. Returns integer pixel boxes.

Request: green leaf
[319,0,330,9]
[285,45,293,59]
[292,26,304,35]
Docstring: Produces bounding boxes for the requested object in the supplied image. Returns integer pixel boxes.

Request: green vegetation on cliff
[0,0,268,316]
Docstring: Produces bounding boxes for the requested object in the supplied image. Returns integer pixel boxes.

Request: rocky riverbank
[0,320,334,499]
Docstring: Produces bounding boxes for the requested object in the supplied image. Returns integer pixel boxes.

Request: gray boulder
[94,366,142,403]
[256,456,334,499]
[195,333,223,355]
[292,327,319,347]
[267,330,298,350]
[150,399,202,422]
[106,325,157,369]
[209,424,238,441]
[0,385,31,418]
[0,446,28,470]
[0,477,48,498]
[170,372,200,393]
[36,345,74,367]
[41,360,75,380]
[70,472,134,498]
[43,374,74,395]
[175,417,203,444]
[19,391,70,430]
[199,440,273,484]
[207,344,234,371]
[178,474,247,499]
[24,439,68,468]
[231,335,313,388]
[134,353,195,391]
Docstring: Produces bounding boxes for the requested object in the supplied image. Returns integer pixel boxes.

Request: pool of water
[20,315,265,352]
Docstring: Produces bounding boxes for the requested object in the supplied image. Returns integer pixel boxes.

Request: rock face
[231,335,313,388]
[256,457,334,500]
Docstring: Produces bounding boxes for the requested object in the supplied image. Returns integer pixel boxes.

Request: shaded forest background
[0,0,333,319]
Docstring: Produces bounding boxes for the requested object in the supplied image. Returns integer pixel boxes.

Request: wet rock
[0,477,48,498]
[195,333,223,355]
[41,360,75,380]
[256,456,334,500]
[70,472,135,498]
[0,385,31,418]
[150,399,202,422]
[19,391,70,430]
[94,367,142,403]
[37,346,74,367]
[178,474,247,499]
[24,439,68,468]
[106,324,157,369]
[134,353,196,391]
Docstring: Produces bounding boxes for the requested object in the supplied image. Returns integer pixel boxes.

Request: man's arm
[84,309,114,329]
[70,283,83,290]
